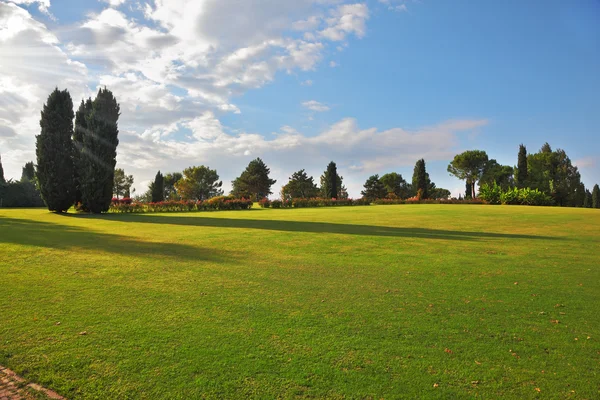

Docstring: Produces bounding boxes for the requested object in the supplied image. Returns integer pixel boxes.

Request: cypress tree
[583,189,592,208]
[325,161,338,199]
[73,98,93,206]
[21,162,35,182]
[464,181,472,199]
[412,159,428,199]
[79,88,120,213]
[35,88,75,212]
[0,154,5,184]
[593,184,600,209]
[151,171,165,202]
[517,144,528,188]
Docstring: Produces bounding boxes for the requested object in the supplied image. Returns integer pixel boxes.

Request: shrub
[271,199,283,208]
[259,198,271,208]
[479,182,502,205]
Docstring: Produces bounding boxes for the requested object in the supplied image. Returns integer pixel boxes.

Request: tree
[319,166,347,199]
[412,159,429,199]
[380,172,410,198]
[73,98,93,205]
[21,162,35,182]
[113,168,134,199]
[429,188,451,200]
[36,88,75,212]
[361,174,387,200]
[321,161,339,199]
[464,181,472,199]
[151,171,164,202]
[593,184,600,209]
[175,166,223,201]
[78,88,120,213]
[281,169,319,200]
[0,154,5,184]
[516,144,528,188]
[480,159,514,190]
[584,189,592,208]
[164,172,183,200]
[447,150,489,199]
[231,158,276,201]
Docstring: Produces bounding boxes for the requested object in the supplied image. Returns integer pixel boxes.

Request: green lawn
[1,205,599,399]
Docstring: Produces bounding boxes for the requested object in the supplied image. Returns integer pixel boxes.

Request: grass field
[1,205,599,399]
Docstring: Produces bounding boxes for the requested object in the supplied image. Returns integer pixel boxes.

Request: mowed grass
[1,205,599,399]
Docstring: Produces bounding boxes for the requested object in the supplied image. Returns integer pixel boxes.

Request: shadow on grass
[59,213,561,242]
[0,217,238,261]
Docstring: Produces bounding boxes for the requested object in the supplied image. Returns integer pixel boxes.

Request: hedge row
[259,197,371,208]
[109,196,253,213]
[479,184,553,206]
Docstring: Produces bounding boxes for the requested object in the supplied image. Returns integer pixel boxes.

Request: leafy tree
[361,174,387,200]
[21,162,35,182]
[447,150,489,199]
[412,159,429,199]
[281,169,319,200]
[113,168,134,199]
[73,98,93,205]
[480,159,514,190]
[0,154,5,184]
[429,188,451,200]
[175,166,223,201]
[164,172,183,200]
[78,88,120,213]
[593,184,600,209]
[380,172,410,198]
[516,144,528,188]
[151,171,164,202]
[36,88,75,212]
[584,189,592,208]
[231,158,276,200]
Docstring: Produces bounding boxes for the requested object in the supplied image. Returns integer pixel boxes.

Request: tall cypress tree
[73,98,93,206]
[36,88,75,212]
[0,154,5,184]
[517,144,528,188]
[79,88,120,213]
[151,171,165,202]
[412,159,428,199]
[325,161,338,199]
[21,162,35,182]
[593,184,600,209]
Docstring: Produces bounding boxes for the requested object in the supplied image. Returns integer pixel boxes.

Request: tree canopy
[113,168,134,199]
[175,165,223,201]
[281,169,319,200]
[447,150,489,199]
[412,159,429,199]
[231,158,276,200]
[380,172,410,199]
[361,174,387,200]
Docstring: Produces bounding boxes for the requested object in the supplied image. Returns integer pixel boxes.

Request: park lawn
[0,205,599,399]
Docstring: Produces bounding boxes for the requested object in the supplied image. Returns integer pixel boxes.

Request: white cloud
[100,0,127,6]
[319,3,369,41]
[574,157,596,169]
[301,79,313,86]
[379,0,409,12]
[302,100,330,112]
[6,0,52,17]
[329,60,338,67]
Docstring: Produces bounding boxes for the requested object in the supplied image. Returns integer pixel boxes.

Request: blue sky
[1,0,598,197]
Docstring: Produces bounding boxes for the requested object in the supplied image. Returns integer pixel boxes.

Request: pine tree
[79,88,120,213]
[73,98,93,205]
[593,184,600,209]
[517,144,528,188]
[21,162,35,182]
[0,154,5,184]
[412,159,428,199]
[231,158,276,201]
[323,161,338,199]
[36,88,75,212]
[583,189,592,208]
[175,166,222,201]
[151,171,164,202]
[281,169,319,200]
[361,174,387,200]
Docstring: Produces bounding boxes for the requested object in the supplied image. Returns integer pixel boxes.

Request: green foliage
[464,181,472,200]
[78,88,120,213]
[151,171,164,203]
[499,187,553,206]
[281,169,319,200]
[412,159,429,199]
[583,189,592,208]
[113,168,134,199]
[361,174,387,200]
[380,172,410,199]
[20,162,35,182]
[322,161,339,199]
[0,180,45,207]
[231,158,276,201]
[319,166,347,199]
[163,172,183,200]
[593,184,600,208]
[73,98,93,205]
[175,166,223,201]
[447,150,489,199]
[516,144,528,188]
[0,154,5,184]
[36,88,75,212]
[480,159,514,190]
[479,182,503,204]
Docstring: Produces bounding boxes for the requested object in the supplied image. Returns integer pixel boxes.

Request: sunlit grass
[1,205,599,399]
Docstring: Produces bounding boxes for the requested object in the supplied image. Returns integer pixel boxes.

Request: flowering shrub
[109,197,252,213]
[111,197,133,205]
[259,198,271,208]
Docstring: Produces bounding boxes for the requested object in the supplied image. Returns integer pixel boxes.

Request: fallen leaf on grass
[444,348,453,354]
[433,383,439,388]
[550,320,559,324]
[78,331,87,335]
[475,360,482,365]
[535,388,541,392]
